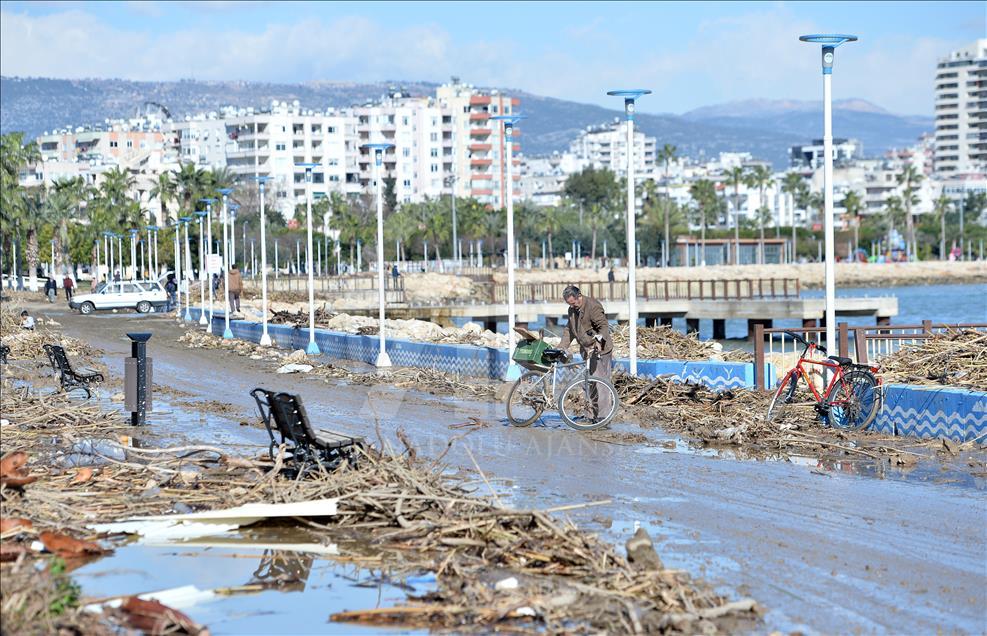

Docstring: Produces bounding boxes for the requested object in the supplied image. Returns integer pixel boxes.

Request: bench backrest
[49,344,73,373]
[270,391,313,449]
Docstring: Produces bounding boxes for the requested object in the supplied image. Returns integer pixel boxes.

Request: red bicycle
[766,331,881,430]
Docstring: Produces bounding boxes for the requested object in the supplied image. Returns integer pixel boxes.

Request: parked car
[69,280,169,315]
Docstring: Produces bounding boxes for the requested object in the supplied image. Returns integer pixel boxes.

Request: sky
[0,1,982,116]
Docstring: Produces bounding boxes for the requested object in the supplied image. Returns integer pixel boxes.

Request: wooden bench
[250,388,365,477]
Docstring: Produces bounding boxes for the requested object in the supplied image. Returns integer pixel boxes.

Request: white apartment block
[222,100,359,219]
[934,39,987,175]
[164,115,228,168]
[354,93,451,203]
[789,138,864,169]
[568,120,656,176]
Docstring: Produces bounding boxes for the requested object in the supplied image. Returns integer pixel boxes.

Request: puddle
[77,525,432,634]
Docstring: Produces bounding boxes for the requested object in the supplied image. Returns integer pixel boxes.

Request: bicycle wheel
[558,376,619,431]
[827,369,879,430]
[506,371,547,426]
[766,370,799,423]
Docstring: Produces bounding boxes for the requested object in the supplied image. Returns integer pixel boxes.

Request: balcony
[470,128,492,137]
[470,112,490,121]
[469,143,492,151]
[470,96,492,105]
[471,158,492,166]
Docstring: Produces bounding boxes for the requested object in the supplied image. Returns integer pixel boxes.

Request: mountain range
[0,77,933,168]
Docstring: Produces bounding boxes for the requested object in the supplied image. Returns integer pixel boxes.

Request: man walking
[559,285,613,420]
[44,277,57,303]
[227,264,243,314]
[63,274,74,303]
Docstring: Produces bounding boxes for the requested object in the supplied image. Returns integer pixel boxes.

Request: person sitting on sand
[20,310,35,330]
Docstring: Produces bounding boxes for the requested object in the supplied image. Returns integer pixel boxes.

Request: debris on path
[878,329,987,391]
[611,324,751,362]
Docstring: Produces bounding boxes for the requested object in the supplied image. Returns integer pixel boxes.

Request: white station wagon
[70,280,169,315]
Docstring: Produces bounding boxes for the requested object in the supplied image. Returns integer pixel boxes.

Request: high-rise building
[934,39,987,175]
[567,120,656,176]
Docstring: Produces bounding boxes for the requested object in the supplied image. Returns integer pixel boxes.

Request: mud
[13,299,987,634]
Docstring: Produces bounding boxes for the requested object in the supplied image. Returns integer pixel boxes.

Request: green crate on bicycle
[512,338,550,370]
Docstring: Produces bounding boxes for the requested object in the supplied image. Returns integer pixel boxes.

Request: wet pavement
[23,302,987,634]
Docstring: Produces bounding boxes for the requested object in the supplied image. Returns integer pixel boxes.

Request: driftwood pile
[610,325,751,362]
[878,329,987,392]
[0,304,99,361]
[0,378,760,634]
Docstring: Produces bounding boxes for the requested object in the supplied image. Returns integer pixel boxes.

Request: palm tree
[883,195,905,257]
[897,164,922,260]
[585,203,611,264]
[688,179,716,266]
[538,205,567,269]
[150,172,177,225]
[48,177,86,273]
[744,165,774,264]
[657,144,677,265]
[781,172,806,262]
[933,193,951,260]
[726,166,746,264]
[841,190,864,255]
[1,133,41,286]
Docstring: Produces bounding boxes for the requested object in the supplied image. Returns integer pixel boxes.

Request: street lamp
[606,89,651,375]
[199,198,217,333]
[194,211,208,325]
[295,162,321,355]
[491,114,526,381]
[800,34,857,354]
[229,203,239,270]
[147,226,159,278]
[254,176,273,346]
[364,144,393,368]
[180,217,193,321]
[218,188,235,339]
[173,221,182,318]
[128,229,139,280]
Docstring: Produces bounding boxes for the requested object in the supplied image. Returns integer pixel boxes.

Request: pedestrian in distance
[63,275,74,302]
[164,274,177,311]
[607,267,616,283]
[559,285,613,418]
[44,277,57,303]
[227,264,243,314]
[20,310,35,330]
[391,263,400,282]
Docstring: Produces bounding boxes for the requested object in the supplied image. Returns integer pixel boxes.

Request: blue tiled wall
[872,384,987,442]
[187,309,758,389]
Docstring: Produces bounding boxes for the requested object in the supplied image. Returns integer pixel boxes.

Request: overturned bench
[251,388,366,477]
[43,343,103,399]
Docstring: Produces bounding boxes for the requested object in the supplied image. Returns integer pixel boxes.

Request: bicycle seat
[542,348,568,364]
[828,355,853,366]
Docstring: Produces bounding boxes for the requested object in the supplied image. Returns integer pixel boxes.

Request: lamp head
[607,89,651,119]
[217,188,234,197]
[363,142,393,167]
[799,35,858,74]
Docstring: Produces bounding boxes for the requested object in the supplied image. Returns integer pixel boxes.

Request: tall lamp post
[294,163,321,355]
[128,229,139,280]
[194,211,208,325]
[491,114,525,380]
[364,144,393,367]
[180,217,193,321]
[173,221,182,318]
[254,176,273,346]
[799,34,857,354]
[199,198,217,333]
[147,226,159,278]
[103,232,111,282]
[606,89,651,375]
[218,188,235,339]
[229,204,239,270]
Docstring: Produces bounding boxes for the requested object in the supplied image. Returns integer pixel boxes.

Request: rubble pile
[0,304,99,361]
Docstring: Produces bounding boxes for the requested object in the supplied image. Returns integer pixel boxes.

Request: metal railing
[481,278,800,304]
[753,321,987,390]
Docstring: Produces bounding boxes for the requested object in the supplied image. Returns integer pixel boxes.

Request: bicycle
[506,343,619,431]
[766,331,881,430]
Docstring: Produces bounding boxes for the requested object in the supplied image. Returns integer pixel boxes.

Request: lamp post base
[259,332,272,346]
[205,323,213,334]
[183,309,192,322]
[504,363,522,381]
[198,312,207,325]
[306,340,321,355]
[375,351,392,368]
[223,327,233,339]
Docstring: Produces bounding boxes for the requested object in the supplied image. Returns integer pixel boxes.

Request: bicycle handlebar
[784,331,826,353]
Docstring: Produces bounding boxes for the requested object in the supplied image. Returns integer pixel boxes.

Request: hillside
[0,77,932,168]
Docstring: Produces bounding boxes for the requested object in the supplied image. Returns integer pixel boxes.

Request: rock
[462,322,483,335]
[284,349,308,364]
[625,527,663,570]
[276,363,313,374]
[494,576,519,591]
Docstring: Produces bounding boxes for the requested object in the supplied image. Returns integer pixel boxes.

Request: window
[275,143,286,151]
[109,141,118,148]
[430,133,438,142]
[430,164,439,173]
[327,158,339,166]
[402,117,410,126]
[126,140,134,148]
[403,148,411,157]
[403,179,412,187]
[329,174,340,182]
[430,148,439,157]
[327,126,336,133]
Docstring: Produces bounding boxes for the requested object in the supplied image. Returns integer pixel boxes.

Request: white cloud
[0,5,961,115]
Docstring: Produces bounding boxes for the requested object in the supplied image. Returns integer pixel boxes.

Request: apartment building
[789,138,864,170]
[353,92,451,203]
[164,114,228,168]
[222,100,359,218]
[934,39,987,175]
[567,120,656,176]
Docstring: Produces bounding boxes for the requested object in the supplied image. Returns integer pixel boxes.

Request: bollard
[125,333,153,426]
